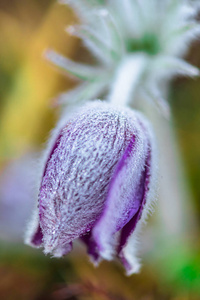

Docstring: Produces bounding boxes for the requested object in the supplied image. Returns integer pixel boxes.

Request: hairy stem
[108,53,148,107]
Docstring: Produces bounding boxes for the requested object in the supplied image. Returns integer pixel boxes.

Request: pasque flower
[26,101,156,275]
[24,0,200,276]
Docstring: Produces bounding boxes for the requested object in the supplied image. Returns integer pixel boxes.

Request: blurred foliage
[171,41,200,217]
[0,1,200,299]
[0,0,78,166]
[0,243,200,300]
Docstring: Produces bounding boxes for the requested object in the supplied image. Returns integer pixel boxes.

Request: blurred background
[0,1,200,299]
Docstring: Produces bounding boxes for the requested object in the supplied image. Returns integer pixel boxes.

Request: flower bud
[26,101,157,275]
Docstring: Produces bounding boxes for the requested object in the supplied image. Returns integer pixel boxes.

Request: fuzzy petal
[30,225,43,247]
[52,242,72,258]
[118,149,151,251]
[117,148,151,275]
[92,115,154,264]
[81,233,101,265]
[25,210,43,248]
[38,101,136,256]
[25,101,157,274]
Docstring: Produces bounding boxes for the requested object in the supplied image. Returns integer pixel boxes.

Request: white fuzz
[51,0,200,113]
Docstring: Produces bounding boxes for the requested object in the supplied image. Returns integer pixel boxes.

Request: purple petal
[30,224,43,247]
[81,233,101,265]
[38,102,135,255]
[25,101,157,273]
[92,116,153,262]
[118,147,151,275]
[118,148,151,252]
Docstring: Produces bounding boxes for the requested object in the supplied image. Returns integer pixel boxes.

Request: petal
[30,225,43,247]
[92,114,155,264]
[119,231,141,275]
[117,147,151,251]
[119,128,157,275]
[38,102,135,255]
[52,242,72,258]
[117,147,151,275]
[25,209,43,248]
[81,233,101,265]
[26,209,72,257]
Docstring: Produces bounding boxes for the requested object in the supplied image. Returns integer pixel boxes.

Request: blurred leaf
[0,3,78,165]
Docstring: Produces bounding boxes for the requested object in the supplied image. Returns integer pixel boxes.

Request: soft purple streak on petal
[114,135,136,172]
[92,131,147,259]
[118,147,152,274]
[81,233,100,263]
[118,147,151,253]
[31,225,43,247]
[109,135,138,232]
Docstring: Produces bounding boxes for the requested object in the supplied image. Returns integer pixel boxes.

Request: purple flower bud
[26,101,157,275]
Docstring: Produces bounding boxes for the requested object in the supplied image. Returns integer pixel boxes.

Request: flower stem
[108,53,148,107]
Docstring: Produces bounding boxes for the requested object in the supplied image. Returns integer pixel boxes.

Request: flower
[47,0,200,115]
[26,101,157,275]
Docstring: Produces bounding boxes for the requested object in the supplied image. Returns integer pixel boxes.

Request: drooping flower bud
[26,101,157,275]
